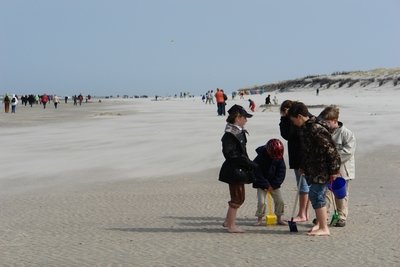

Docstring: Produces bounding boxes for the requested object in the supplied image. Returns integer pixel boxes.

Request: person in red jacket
[41,94,49,109]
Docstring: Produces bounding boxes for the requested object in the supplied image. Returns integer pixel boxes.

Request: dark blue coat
[252,146,286,190]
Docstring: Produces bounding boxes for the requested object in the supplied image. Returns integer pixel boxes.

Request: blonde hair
[319,105,339,120]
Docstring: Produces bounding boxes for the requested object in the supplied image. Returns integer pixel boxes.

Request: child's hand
[267,186,273,192]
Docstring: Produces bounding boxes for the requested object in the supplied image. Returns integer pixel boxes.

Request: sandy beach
[1,85,400,266]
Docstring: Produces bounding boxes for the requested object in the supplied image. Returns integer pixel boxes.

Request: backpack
[12,98,16,103]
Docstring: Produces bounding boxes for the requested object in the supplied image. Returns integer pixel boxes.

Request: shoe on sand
[335,219,346,227]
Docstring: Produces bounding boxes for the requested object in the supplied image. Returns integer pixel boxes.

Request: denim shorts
[309,183,328,209]
[294,169,310,193]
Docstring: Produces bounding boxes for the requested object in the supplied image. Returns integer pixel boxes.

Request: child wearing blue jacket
[253,139,287,225]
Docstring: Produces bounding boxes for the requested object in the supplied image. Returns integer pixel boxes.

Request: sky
[1,0,400,97]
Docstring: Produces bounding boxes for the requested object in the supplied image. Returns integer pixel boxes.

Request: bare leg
[305,199,310,220]
[308,221,319,233]
[307,207,330,236]
[254,217,263,226]
[223,210,228,227]
[293,193,309,222]
[254,188,266,226]
[224,207,245,233]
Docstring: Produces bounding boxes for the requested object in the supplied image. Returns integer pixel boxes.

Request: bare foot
[307,229,330,236]
[308,224,319,233]
[292,216,308,222]
[227,227,245,233]
[222,222,228,227]
[254,217,263,226]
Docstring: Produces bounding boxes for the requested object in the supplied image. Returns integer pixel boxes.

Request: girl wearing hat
[219,105,256,233]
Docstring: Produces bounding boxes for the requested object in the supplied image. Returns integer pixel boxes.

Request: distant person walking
[215,88,227,116]
[41,94,49,109]
[28,95,35,107]
[78,94,83,106]
[205,91,210,104]
[21,95,28,106]
[208,90,215,104]
[65,96,68,104]
[53,95,60,109]
[316,88,319,96]
[219,104,256,233]
[248,99,256,112]
[273,95,279,105]
[215,88,225,116]
[222,90,227,114]
[265,94,271,105]
[3,94,10,113]
[11,94,18,113]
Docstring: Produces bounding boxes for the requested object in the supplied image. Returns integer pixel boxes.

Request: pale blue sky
[1,0,399,96]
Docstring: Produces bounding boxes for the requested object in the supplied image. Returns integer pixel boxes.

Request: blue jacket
[252,146,286,190]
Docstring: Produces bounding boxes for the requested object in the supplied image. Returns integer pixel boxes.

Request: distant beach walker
[11,94,18,113]
[53,95,60,109]
[3,94,11,113]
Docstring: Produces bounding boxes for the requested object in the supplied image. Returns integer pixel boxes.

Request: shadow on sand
[106,215,303,235]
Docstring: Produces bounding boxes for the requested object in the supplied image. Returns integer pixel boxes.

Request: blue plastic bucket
[328,177,346,199]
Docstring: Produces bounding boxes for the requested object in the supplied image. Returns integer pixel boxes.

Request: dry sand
[1,86,400,266]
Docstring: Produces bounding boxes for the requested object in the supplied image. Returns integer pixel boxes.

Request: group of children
[219,101,356,236]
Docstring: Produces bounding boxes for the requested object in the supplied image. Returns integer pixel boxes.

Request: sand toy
[266,192,277,225]
[329,189,340,226]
